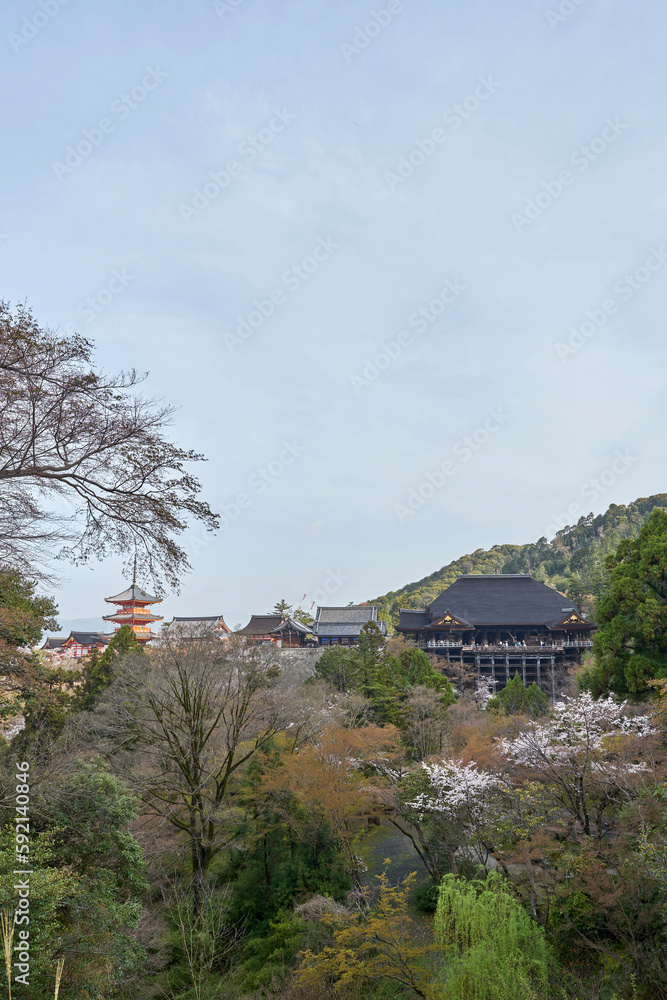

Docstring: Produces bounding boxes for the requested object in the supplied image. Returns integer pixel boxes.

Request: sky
[2,0,666,631]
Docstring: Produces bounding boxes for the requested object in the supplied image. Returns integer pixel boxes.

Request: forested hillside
[370,494,667,624]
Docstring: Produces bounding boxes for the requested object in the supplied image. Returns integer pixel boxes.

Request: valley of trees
[2,504,667,998]
[2,306,667,999]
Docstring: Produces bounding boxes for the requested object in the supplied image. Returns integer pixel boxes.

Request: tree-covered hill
[370,494,667,625]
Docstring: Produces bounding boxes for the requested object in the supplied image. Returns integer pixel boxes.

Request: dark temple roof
[397,609,430,631]
[424,575,591,626]
[236,615,309,637]
[65,631,111,646]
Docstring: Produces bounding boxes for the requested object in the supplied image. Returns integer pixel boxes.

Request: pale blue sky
[2,0,666,628]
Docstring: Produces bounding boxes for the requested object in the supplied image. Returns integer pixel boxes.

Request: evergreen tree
[271,598,292,617]
[585,508,667,696]
[487,671,549,716]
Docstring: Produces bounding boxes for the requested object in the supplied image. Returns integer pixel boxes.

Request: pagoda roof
[105,583,161,604]
[425,575,595,627]
[102,612,163,624]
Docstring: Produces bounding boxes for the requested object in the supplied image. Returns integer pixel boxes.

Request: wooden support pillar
[491,656,496,689]
[537,657,541,689]
[505,653,509,686]
[475,654,480,677]
[522,655,526,685]
[550,655,556,703]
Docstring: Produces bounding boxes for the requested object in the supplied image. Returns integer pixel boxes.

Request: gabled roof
[236,615,310,637]
[423,609,473,630]
[105,583,161,604]
[273,617,311,634]
[63,631,111,646]
[164,615,232,638]
[426,575,594,626]
[236,615,284,636]
[41,636,67,650]
[314,606,378,625]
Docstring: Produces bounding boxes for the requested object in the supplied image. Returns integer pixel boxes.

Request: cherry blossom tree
[498,692,655,835]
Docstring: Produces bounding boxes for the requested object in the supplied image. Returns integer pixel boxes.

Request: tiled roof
[273,618,311,634]
[105,583,161,604]
[427,575,592,626]
[315,606,378,625]
[236,615,284,636]
[42,636,67,649]
[397,609,430,630]
[165,615,232,637]
[64,631,110,646]
[315,620,387,637]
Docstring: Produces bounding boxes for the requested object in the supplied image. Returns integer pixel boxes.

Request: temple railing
[418,640,594,651]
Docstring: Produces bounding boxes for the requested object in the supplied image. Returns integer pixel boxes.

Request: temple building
[163,615,232,640]
[102,582,164,644]
[235,615,313,647]
[41,632,110,658]
[312,605,387,646]
[397,574,596,692]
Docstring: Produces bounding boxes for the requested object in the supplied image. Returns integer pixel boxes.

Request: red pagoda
[103,579,163,644]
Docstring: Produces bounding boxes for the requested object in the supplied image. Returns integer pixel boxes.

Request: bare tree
[0,302,217,588]
[115,638,290,915]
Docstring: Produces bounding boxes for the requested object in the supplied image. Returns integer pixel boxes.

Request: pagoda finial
[132,553,137,588]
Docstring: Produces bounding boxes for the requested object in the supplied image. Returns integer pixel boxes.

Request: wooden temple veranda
[397,574,596,695]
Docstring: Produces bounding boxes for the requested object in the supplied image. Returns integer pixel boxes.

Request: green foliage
[433,871,552,999]
[0,568,59,649]
[370,494,667,625]
[414,878,440,913]
[583,508,667,696]
[0,760,146,997]
[314,635,454,727]
[11,653,79,746]
[238,911,308,988]
[486,672,549,717]
[77,623,143,710]
[223,818,350,932]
